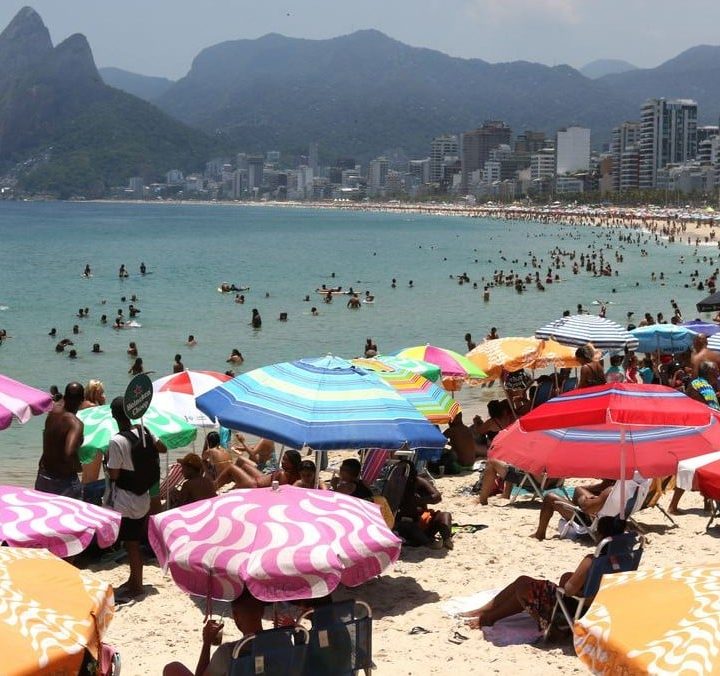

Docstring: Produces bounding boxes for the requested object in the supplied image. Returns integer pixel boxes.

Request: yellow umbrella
[0,547,114,675]
[575,564,720,675]
[466,337,578,380]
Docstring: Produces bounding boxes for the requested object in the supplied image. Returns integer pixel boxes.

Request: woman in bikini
[576,343,606,389]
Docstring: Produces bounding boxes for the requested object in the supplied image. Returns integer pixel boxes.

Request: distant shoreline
[83,197,720,243]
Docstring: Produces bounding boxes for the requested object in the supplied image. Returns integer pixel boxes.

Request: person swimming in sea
[251,309,262,328]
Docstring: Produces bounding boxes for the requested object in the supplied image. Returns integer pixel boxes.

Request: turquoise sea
[0,201,711,484]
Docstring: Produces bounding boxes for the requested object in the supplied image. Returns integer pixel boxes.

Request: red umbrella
[490,417,720,480]
[493,384,720,515]
[518,383,715,432]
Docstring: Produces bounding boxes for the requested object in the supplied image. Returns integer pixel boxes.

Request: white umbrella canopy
[535,314,639,352]
[152,370,233,427]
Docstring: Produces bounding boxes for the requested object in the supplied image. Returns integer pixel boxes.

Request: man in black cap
[36,382,84,498]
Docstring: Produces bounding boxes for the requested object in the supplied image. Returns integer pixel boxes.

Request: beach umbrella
[195,356,447,450]
[466,337,579,380]
[77,404,198,464]
[707,333,720,352]
[574,564,720,675]
[0,485,120,557]
[352,355,442,382]
[373,368,461,424]
[393,345,487,380]
[148,485,401,601]
[152,370,232,427]
[696,290,720,313]
[629,324,696,354]
[0,547,114,675]
[495,383,718,512]
[0,373,53,430]
[535,314,639,352]
[682,319,720,336]
[490,414,720,480]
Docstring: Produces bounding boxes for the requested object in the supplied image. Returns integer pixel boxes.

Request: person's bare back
[40,389,84,479]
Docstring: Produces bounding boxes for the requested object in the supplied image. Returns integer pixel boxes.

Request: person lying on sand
[215,449,301,490]
[462,516,626,633]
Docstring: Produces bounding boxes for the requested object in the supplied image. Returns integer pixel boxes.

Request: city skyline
[1,0,719,79]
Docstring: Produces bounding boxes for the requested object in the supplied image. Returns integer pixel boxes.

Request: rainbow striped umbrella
[196,356,447,450]
[375,369,460,424]
[353,355,442,382]
[393,345,487,380]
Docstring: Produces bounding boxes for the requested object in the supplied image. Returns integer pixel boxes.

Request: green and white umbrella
[77,405,198,464]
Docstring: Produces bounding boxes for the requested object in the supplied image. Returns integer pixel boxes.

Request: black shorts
[118,513,148,542]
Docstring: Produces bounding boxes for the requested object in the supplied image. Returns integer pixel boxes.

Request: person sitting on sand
[201,432,235,482]
[169,453,216,508]
[443,412,481,467]
[395,461,453,550]
[462,517,626,633]
[163,588,267,676]
[531,479,614,541]
[329,458,373,501]
[294,459,319,489]
[575,344,606,389]
[216,449,301,490]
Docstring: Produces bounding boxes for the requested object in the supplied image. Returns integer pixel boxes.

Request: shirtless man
[531,479,613,541]
[443,412,479,467]
[691,334,720,376]
[35,382,85,499]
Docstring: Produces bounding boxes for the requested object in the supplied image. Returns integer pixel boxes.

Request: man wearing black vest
[106,396,166,601]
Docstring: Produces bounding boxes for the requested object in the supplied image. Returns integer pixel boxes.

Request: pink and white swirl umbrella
[0,374,53,430]
[0,485,121,558]
[149,486,401,602]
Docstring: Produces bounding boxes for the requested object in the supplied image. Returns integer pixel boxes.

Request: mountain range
[0,7,217,197]
[3,6,720,197]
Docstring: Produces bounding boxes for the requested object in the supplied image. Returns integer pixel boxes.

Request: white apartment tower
[639,98,698,189]
[611,122,641,192]
[555,127,591,175]
[429,135,458,183]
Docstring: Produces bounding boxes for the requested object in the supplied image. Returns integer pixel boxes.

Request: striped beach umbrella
[629,324,696,353]
[195,356,447,450]
[682,319,720,336]
[707,333,720,352]
[148,485,401,601]
[393,345,487,380]
[352,355,442,382]
[77,404,198,464]
[374,369,461,424]
[535,314,639,351]
[0,374,52,431]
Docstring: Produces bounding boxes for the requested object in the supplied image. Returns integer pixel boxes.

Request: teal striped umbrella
[196,356,447,451]
[77,405,198,464]
[353,355,442,382]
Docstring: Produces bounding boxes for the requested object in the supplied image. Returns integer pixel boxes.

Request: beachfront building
[368,156,389,196]
[699,135,720,167]
[656,162,715,195]
[530,148,556,181]
[639,98,698,190]
[556,126,591,175]
[611,122,641,192]
[429,135,459,185]
[555,175,585,194]
[408,158,431,185]
[460,121,512,191]
[246,156,265,192]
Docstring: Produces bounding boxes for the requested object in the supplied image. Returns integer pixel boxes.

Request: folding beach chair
[159,461,184,502]
[298,600,373,676]
[229,626,309,676]
[557,478,651,543]
[360,449,391,486]
[561,377,577,393]
[627,475,677,532]
[505,465,570,504]
[543,532,644,641]
[530,378,555,410]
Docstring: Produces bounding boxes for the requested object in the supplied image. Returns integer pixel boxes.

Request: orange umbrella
[0,547,114,675]
[466,337,579,380]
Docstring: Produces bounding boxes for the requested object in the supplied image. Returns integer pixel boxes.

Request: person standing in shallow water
[251,309,262,328]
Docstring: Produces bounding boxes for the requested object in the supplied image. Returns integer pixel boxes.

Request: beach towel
[442,590,543,646]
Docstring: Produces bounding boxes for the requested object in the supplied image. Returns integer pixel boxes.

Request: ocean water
[0,201,710,484]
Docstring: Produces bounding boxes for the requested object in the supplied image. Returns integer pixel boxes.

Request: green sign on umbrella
[124,373,153,419]
[77,405,198,464]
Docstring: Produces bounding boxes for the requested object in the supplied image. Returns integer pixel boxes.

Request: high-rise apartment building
[429,135,459,183]
[611,122,641,191]
[555,127,590,175]
[530,149,556,181]
[460,122,512,190]
[368,157,389,195]
[246,156,265,191]
[639,98,698,189]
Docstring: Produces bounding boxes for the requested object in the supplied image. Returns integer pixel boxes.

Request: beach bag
[115,428,160,495]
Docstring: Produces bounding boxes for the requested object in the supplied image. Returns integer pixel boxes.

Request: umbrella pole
[620,427,627,518]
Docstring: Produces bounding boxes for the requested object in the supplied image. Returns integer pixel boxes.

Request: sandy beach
[93,391,715,676]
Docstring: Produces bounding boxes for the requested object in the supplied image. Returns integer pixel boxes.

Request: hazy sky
[2,1,718,79]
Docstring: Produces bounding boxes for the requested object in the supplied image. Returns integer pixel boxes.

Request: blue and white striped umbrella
[630,325,697,354]
[707,333,720,352]
[195,356,447,450]
[535,314,639,352]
